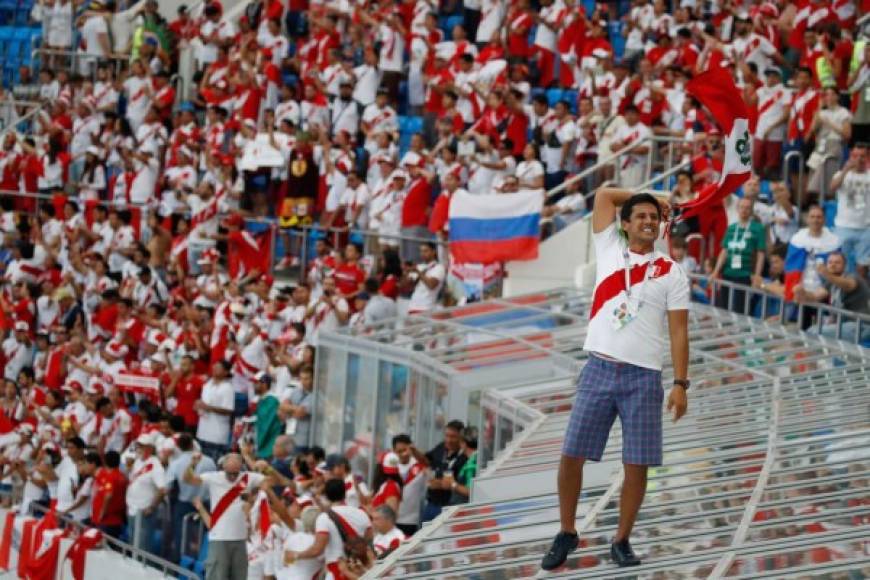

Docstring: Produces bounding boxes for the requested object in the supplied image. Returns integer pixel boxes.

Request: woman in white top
[515,143,545,190]
[79,147,107,200]
[278,506,323,580]
[38,139,66,194]
[769,181,799,245]
[807,87,852,196]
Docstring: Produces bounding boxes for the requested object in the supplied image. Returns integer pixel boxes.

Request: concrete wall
[502,215,596,296]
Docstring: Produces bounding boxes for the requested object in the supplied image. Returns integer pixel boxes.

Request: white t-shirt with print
[583,222,690,370]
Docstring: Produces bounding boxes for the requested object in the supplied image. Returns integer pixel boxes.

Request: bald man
[186,453,267,580]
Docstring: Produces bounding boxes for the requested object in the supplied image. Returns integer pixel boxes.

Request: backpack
[325,509,369,562]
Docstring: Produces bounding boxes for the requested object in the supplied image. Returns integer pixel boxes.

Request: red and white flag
[677,67,752,221]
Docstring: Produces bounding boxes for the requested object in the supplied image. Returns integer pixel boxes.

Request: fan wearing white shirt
[405,242,446,314]
[125,433,168,552]
[284,478,372,580]
[185,453,266,580]
[195,360,236,460]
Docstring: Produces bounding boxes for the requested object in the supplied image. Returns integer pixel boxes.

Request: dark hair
[105,450,121,468]
[381,248,402,279]
[67,436,86,449]
[176,433,193,451]
[308,446,326,462]
[364,278,380,293]
[84,451,102,467]
[446,420,465,433]
[619,194,661,222]
[458,425,478,450]
[169,415,186,433]
[324,477,347,502]
[392,434,412,447]
[624,104,640,114]
[422,241,437,252]
[770,243,787,260]
[95,396,111,411]
[671,235,687,249]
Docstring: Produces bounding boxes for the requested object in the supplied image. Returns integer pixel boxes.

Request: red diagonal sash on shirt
[210,474,249,528]
[589,257,673,320]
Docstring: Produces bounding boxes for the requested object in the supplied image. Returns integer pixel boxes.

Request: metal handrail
[689,272,869,344]
[818,153,841,200]
[0,102,48,139]
[546,135,690,201]
[26,502,199,580]
[633,159,692,192]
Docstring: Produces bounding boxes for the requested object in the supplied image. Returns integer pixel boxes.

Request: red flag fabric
[66,528,104,580]
[227,228,272,279]
[677,67,752,221]
[0,511,15,569]
[24,528,66,580]
[17,518,37,578]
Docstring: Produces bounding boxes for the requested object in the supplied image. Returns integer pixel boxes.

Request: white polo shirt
[126,455,168,516]
[583,223,690,371]
[200,471,265,541]
[373,526,406,557]
[196,379,235,445]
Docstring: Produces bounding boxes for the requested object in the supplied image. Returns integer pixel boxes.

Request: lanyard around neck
[623,250,655,300]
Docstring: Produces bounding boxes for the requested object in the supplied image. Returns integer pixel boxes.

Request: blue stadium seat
[824,200,837,228]
[443,14,463,38]
[0,26,13,59]
[398,115,423,135]
[529,87,546,102]
[562,89,578,113]
[583,0,595,16]
[0,1,15,25]
[546,88,563,108]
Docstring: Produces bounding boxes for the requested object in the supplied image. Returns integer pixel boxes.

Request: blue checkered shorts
[562,354,664,466]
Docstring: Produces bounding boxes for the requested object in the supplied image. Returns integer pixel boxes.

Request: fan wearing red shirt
[400,159,435,262]
[89,451,129,539]
[167,355,205,430]
[507,0,534,59]
[333,243,366,300]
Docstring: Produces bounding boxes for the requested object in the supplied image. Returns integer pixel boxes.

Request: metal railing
[818,153,842,200]
[10,501,199,580]
[0,100,48,139]
[31,48,130,80]
[546,135,690,201]
[689,273,869,345]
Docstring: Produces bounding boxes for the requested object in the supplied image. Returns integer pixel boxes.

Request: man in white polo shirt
[406,242,445,314]
[185,453,265,580]
[196,360,236,461]
[126,432,168,553]
[541,188,690,571]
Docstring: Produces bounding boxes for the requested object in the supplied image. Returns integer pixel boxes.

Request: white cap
[400,151,423,168]
[137,432,157,447]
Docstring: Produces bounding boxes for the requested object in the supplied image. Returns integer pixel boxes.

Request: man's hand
[666,386,688,422]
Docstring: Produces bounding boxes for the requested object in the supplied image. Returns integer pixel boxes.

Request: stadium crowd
[0,0,869,576]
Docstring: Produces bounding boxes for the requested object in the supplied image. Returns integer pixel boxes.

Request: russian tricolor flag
[783,228,841,300]
[448,190,543,264]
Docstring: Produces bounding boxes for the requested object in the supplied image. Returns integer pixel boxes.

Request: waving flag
[677,67,752,221]
[783,228,841,300]
[448,191,543,264]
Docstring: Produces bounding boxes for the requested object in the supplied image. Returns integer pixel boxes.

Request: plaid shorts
[562,354,664,466]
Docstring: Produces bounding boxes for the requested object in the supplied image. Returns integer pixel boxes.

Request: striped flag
[448,190,542,264]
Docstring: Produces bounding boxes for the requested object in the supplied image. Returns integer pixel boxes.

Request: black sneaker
[610,538,641,566]
[541,531,579,571]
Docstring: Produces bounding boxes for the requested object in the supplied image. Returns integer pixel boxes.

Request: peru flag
[677,67,752,221]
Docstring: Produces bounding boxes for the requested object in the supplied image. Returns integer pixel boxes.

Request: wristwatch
[673,379,690,390]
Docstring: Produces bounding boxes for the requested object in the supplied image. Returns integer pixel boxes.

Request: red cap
[223,213,244,228]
